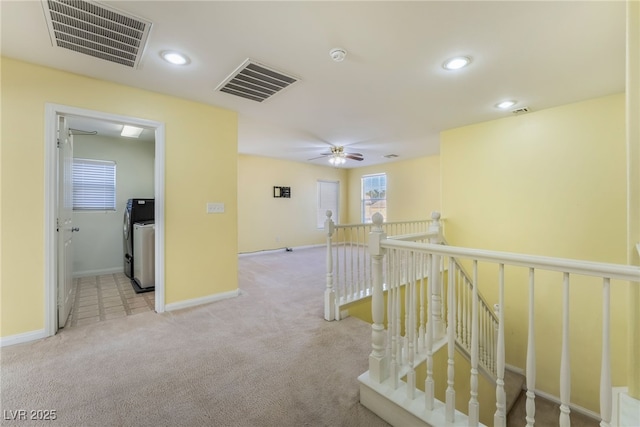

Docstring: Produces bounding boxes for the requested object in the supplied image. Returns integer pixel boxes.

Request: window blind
[72,158,116,211]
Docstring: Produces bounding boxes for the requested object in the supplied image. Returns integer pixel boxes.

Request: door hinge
[56,138,60,148]
[56,218,60,232]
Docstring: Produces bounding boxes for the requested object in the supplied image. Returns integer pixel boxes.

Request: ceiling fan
[309,145,364,165]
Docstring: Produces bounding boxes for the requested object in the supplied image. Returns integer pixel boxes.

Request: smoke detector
[329,48,347,62]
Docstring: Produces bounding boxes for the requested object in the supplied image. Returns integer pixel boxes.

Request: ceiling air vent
[42,0,152,68]
[215,59,299,102]
[512,107,530,114]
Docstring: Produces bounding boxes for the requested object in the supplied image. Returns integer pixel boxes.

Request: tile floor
[64,272,155,328]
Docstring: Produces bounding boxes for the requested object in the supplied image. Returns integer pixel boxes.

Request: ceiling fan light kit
[328,155,346,165]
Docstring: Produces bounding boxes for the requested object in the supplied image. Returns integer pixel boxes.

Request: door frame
[44,103,166,337]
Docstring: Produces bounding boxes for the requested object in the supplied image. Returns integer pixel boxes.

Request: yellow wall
[237,155,348,253]
[346,155,440,224]
[1,58,238,337]
[441,93,628,412]
[627,0,640,399]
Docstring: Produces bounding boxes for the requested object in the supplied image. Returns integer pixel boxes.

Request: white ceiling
[1,1,626,167]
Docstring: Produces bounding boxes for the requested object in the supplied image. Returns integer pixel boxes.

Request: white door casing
[44,104,166,337]
[57,115,74,328]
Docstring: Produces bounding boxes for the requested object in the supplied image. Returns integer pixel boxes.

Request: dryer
[123,198,154,278]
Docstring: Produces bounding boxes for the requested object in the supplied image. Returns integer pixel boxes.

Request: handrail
[388,231,438,242]
[380,239,640,282]
[333,219,439,229]
[361,212,639,426]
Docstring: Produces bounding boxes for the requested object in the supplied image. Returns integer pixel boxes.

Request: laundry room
[68,117,156,327]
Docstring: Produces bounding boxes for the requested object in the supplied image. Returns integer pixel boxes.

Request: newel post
[369,212,388,382]
[429,211,445,340]
[324,210,336,321]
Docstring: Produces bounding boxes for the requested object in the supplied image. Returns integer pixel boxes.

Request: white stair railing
[359,212,640,427]
[323,210,434,320]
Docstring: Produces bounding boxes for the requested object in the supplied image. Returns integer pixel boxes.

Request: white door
[57,115,74,328]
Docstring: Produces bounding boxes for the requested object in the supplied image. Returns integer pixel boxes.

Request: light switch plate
[206,202,225,214]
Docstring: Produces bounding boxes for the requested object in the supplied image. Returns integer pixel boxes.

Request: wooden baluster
[457,268,463,343]
[394,250,402,380]
[494,264,506,426]
[600,278,612,427]
[407,252,416,399]
[465,278,470,347]
[355,228,361,297]
[491,310,495,370]
[526,268,536,427]
[469,260,479,426]
[344,228,355,301]
[491,314,496,375]
[404,251,410,365]
[336,228,343,307]
[348,228,354,301]
[480,306,486,367]
[559,272,571,427]
[419,252,426,350]
[324,211,336,321]
[425,254,435,410]
[429,212,445,339]
[357,226,363,297]
[389,249,398,389]
[493,314,497,374]
[446,257,457,422]
[368,212,387,383]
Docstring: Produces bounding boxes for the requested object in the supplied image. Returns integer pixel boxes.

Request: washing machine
[123,198,154,279]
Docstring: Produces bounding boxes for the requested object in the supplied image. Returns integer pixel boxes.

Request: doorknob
[71,227,80,232]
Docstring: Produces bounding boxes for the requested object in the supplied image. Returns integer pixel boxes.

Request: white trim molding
[73,267,124,278]
[44,103,166,336]
[164,289,240,312]
[0,329,48,348]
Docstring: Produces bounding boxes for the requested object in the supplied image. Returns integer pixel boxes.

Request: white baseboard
[0,329,48,347]
[533,388,601,421]
[505,363,525,376]
[73,267,123,278]
[164,289,240,312]
[238,244,323,257]
[504,364,600,421]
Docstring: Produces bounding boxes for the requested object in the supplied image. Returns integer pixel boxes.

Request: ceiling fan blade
[308,155,328,161]
[345,152,363,157]
[346,154,364,161]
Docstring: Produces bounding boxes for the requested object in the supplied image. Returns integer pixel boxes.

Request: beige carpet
[1,247,390,427]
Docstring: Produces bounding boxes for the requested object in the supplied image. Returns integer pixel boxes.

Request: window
[317,180,339,228]
[72,158,116,211]
[361,173,386,223]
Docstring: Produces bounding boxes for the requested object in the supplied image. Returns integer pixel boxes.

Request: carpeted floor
[0,247,390,427]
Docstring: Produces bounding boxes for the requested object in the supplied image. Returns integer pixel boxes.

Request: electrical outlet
[206,202,225,214]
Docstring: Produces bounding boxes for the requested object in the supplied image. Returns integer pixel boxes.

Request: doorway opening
[44,103,166,336]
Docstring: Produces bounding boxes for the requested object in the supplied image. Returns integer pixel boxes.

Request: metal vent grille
[215,59,298,102]
[42,0,152,68]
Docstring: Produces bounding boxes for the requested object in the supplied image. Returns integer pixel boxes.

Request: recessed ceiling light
[160,50,190,65]
[443,56,471,70]
[496,100,517,109]
[121,125,144,138]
